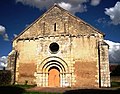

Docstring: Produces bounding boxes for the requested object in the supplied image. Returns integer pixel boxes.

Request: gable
[14,4,104,41]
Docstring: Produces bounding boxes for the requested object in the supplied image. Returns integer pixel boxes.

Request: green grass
[22,92,61,94]
[14,84,36,89]
[14,85,61,94]
[0,85,61,94]
[111,81,120,88]
[1,83,120,94]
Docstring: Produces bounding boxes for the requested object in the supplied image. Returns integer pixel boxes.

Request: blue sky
[0,0,120,65]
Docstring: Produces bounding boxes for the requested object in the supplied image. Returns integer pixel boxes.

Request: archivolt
[38,56,69,73]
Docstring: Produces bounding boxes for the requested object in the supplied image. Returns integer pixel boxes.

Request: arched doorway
[37,57,70,87]
[48,66,60,87]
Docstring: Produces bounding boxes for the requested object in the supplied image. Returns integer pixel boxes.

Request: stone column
[36,73,43,86]
[42,73,46,87]
[46,73,49,86]
[62,73,66,87]
[65,73,71,87]
[99,41,111,87]
[60,73,63,87]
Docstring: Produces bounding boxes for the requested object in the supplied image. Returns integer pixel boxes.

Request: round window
[49,42,59,53]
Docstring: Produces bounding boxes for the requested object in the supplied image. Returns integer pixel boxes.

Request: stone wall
[74,61,98,87]
[15,40,37,84]
[72,36,99,87]
[10,5,110,87]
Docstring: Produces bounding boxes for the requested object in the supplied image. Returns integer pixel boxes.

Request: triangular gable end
[13,4,104,42]
[13,4,59,41]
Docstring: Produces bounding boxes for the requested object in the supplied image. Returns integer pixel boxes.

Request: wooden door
[48,67,60,87]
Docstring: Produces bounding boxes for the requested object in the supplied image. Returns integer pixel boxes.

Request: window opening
[54,23,56,31]
[49,42,59,53]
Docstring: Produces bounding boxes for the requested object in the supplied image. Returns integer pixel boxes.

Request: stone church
[8,4,110,88]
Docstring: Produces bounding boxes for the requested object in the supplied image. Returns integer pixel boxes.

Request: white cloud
[13,34,18,38]
[105,40,120,64]
[91,0,101,6]
[3,34,9,41]
[97,18,107,24]
[16,0,101,14]
[96,18,111,27]
[0,25,9,41]
[58,2,72,11]
[0,56,8,67]
[0,25,5,35]
[105,1,120,25]
[16,0,52,9]
[58,2,87,13]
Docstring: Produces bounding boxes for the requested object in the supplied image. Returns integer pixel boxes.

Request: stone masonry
[8,4,110,88]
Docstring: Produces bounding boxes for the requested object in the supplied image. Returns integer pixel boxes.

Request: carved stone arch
[38,56,69,73]
[46,64,62,73]
[42,61,65,73]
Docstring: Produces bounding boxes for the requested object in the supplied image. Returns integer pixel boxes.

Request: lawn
[22,91,61,94]
[14,84,36,89]
[111,81,120,88]
[16,82,120,94]
[0,82,120,94]
[0,85,61,94]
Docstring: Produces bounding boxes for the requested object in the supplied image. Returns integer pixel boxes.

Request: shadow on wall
[63,88,120,94]
[0,86,26,94]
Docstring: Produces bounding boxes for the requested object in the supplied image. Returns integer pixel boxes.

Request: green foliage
[111,81,120,87]
[14,84,36,89]
[0,70,11,86]
[111,65,120,76]
[14,85,61,94]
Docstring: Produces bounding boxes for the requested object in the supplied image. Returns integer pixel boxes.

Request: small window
[54,23,56,31]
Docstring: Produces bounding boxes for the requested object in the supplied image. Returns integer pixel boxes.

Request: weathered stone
[8,4,110,88]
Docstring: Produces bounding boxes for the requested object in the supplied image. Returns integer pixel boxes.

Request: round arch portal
[36,57,71,87]
[38,56,69,73]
